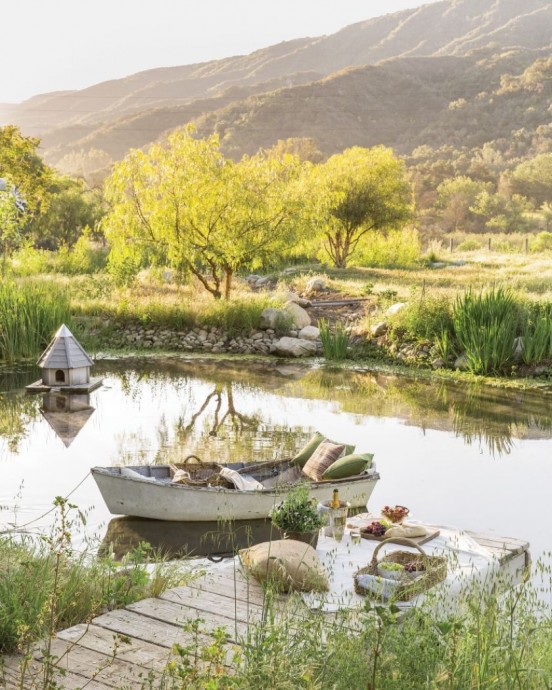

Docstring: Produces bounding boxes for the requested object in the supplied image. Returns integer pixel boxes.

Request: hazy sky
[1,0,441,104]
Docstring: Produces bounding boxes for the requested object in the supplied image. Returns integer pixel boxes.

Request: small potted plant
[270,486,324,548]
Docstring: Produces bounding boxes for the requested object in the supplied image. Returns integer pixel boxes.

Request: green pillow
[341,443,356,457]
[321,453,374,480]
[292,432,324,467]
[292,434,355,468]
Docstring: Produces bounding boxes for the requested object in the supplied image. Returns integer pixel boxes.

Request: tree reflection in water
[2,360,551,461]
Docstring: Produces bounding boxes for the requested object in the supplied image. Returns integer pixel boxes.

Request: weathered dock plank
[188,570,269,606]
[128,595,251,639]
[57,623,173,668]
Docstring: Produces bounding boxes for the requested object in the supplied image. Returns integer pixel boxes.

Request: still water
[0,357,551,564]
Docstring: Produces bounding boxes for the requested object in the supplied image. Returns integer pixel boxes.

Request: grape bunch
[404,561,425,573]
[362,521,387,537]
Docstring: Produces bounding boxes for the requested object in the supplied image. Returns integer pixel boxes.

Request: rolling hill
[1,0,550,179]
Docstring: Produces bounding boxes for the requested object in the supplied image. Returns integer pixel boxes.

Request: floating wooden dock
[25,377,103,394]
[0,531,530,690]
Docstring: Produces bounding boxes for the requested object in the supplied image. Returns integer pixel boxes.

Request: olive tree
[308,146,413,268]
[104,128,302,297]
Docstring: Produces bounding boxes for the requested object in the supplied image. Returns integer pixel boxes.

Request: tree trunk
[224,268,233,300]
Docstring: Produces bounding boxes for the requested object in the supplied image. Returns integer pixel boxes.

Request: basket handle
[183,454,204,465]
[370,537,428,569]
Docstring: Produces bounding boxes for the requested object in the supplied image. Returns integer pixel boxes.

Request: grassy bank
[0,498,189,656]
[3,250,552,381]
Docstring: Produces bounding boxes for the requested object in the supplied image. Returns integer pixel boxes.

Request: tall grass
[520,309,552,365]
[453,287,519,375]
[319,318,349,360]
[0,498,187,656]
[157,560,552,690]
[0,282,72,362]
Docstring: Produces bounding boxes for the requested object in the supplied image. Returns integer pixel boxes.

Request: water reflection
[100,516,276,561]
[0,393,40,453]
[1,358,551,568]
[101,360,552,459]
[1,359,551,459]
[283,368,552,456]
[41,393,95,448]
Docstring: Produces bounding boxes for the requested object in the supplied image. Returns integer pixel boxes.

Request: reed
[319,318,349,360]
[0,281,72,362]
[452,287,519,375]
[520,311,551,365]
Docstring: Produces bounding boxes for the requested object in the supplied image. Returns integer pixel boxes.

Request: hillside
[1,0,551,178]
[192,49,552,160]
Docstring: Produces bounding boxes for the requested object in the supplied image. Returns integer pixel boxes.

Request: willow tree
[309,146,413,268]
[104,128,302,298]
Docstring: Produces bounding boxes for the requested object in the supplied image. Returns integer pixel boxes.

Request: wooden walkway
[0,531,530,690]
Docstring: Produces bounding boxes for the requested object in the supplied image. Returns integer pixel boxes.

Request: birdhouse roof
[37,324,95,369]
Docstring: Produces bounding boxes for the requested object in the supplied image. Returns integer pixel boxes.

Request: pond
[0,357,551,569]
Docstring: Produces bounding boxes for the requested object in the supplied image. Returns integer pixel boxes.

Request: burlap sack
[239,539,329,593]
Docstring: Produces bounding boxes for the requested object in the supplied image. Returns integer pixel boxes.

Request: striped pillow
[302,440,346,482]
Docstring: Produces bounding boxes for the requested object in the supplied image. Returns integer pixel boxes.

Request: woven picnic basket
[170,455,229,487]
[354,537,447,601]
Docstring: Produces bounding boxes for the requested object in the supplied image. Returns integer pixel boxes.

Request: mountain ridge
[1,0,550,179]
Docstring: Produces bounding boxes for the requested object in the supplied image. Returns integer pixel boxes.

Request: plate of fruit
[381,505,410,523]
[360,520,391,541]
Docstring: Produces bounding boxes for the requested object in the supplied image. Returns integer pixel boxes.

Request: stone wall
[105,323,323,357]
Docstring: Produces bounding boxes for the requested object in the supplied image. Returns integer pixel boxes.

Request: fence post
[449,237,453,253]
[525,237,529,254]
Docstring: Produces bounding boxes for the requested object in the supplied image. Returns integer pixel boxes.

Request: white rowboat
[91,461,379,522]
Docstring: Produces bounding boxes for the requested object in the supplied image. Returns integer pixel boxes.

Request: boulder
[370,321,388,337]
[274,337,317,358]
[259,308,287,330]
[512,336,524,363]
[298,325,320,341]
[454,354,470,371]
[285,301,311,329]
[255,276,272,287]
[305,278,326,293]
[385,303,406,317]
[284,291,312,307]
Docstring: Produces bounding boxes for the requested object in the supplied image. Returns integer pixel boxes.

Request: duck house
[26,324,103,393]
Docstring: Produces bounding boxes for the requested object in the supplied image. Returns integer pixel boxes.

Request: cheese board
[359,527,440,545]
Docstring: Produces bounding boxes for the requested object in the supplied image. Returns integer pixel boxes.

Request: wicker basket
[170,455,229,487]
[354,537,447,601]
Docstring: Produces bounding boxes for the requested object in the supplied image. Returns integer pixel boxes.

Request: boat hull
[92,466,379,521]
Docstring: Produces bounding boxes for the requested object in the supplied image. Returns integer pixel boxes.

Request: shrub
[453,287,519,374]
[388,291,453,343]
[531,231,552,252]
[11,236,107,276]
[456,238,484,251]
[356,228,422,268]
